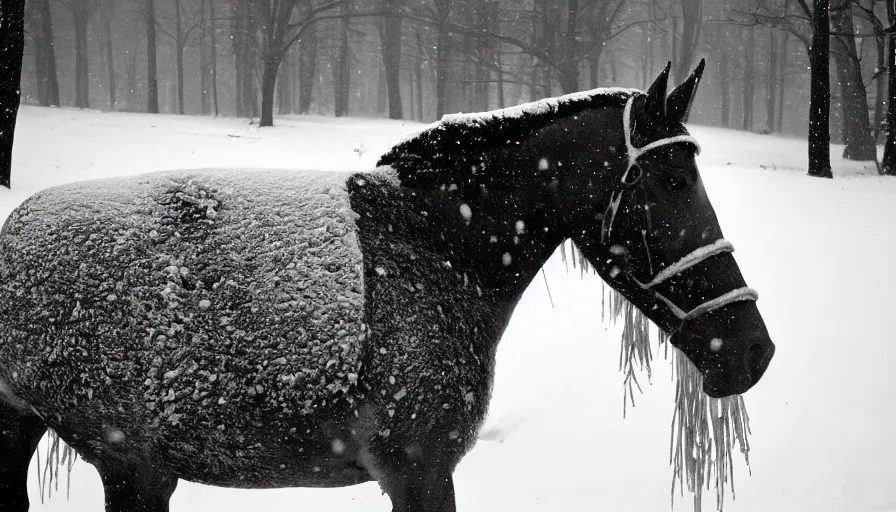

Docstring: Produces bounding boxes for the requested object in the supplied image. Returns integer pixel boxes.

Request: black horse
[0,61,773,512]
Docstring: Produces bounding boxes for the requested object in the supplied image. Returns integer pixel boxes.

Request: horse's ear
[644,61,671,119]
[667,58,706,124]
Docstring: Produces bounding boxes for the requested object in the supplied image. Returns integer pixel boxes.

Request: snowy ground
[4,105,894,511]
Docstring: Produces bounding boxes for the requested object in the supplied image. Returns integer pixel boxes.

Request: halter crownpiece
[603,94,758,323]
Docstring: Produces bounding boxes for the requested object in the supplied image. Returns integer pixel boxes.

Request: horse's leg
[0,403,46,512]
[94,455,178,512]
[379,465,457,512]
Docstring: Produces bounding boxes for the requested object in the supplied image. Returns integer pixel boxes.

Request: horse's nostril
[745,342,772,381]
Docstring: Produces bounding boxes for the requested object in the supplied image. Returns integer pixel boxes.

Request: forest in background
[16,0,894,146]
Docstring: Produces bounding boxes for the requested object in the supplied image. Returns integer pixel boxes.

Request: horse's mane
[377,87,641,189]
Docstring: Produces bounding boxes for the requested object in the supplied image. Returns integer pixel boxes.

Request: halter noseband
[601,95,758,323]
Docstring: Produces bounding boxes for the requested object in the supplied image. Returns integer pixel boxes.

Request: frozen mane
[377,87,641,189]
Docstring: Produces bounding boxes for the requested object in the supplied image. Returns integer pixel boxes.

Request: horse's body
[0,62,774,511]
[0,165,546,509]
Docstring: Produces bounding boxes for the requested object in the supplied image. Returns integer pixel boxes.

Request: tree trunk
[380,0,404,119]
[462,33,473,111]
[495,45,505,109]
[808,0,833,178]
[298,25,317,114]
[146,0,159,113]
[126,32,138,109]
[530,0,545,101]
[200,0,209,114]
[766,28,778,133]
[376,67,386,113]
[675,0,702,83]
[27,1,48,104]
[209,0,219,116]
[0,0,26,188]
[648,0,656,86]
[73,10,90,108]
[406,68,415,119]
[175,0,184,114]
[260,55,282,127]
[639,23,649,89]
[29,21,47,105]
[742,26,755,131]
[871,5,886,141]
[334,1,351,117]
[590,0,609,90]
[830,0,876,160]
[35,0,59,106]
[776,30,789,132]
[234,0,244,115]
[434,0,450,117]
[104,6,116,110]
[671,15,677,70]
[719,50,730,127]
[415,28,424,120]
[278,50,292,114]
[716,26,730,128]
[881,1,896,175]
[234,0,258,118]
[557,0,579,94]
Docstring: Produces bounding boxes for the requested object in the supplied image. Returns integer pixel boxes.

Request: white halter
[603,96,758,322]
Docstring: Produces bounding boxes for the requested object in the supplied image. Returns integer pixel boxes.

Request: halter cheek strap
[603,96,758,322]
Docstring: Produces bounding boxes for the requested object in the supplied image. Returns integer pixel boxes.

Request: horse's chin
[700,369,754,399]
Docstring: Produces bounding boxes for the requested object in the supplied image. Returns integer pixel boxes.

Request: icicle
[560,240,569,272]
[38,430,76,502]
[597,284,752,512]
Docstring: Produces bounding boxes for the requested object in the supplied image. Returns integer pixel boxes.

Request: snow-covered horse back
[0,60,774,512]
[0,168,366,443]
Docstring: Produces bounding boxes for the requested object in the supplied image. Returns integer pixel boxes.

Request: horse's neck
[410,184,564,301]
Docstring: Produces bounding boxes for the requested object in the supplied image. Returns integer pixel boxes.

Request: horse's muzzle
[700,339,775,398]
[671,301,776,399]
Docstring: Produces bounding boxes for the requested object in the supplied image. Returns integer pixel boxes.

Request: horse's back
[0,168,369,481]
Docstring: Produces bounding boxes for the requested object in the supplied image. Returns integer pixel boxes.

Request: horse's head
[568,60,775,398]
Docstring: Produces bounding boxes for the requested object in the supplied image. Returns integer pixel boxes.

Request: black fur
[0,66,773,511]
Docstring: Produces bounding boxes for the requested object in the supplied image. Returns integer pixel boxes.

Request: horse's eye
[664,172,689,191]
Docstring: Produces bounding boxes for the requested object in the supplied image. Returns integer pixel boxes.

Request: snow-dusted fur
[0,169,366,480]
[0,64,773,512]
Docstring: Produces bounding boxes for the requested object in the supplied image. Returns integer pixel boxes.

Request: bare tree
[0,0,26,187]
[379,0,404,119]
[675,0,702,83]
[742,25,756,131]
[60,0,100,108]
[158,0,205,114]
[233,0,259,117]
[253,0,344,126]
[27,0,60,106]
[766,27,780,132]
[201,0,211,114]
[852,0,887,140]
[881,4,896,174]
[102,0,116,109]
[809,0,833,178]
[146,0,160,113]
[433,0,451,117]
[297,15,317,114]
[586,0,630,89]
[775,28,789,131]
[333,0,351,116]
[278,48,294,113]
[830,0,876,160]
[208,0,220,115]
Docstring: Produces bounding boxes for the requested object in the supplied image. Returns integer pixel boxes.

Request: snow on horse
[0,61,774,511]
